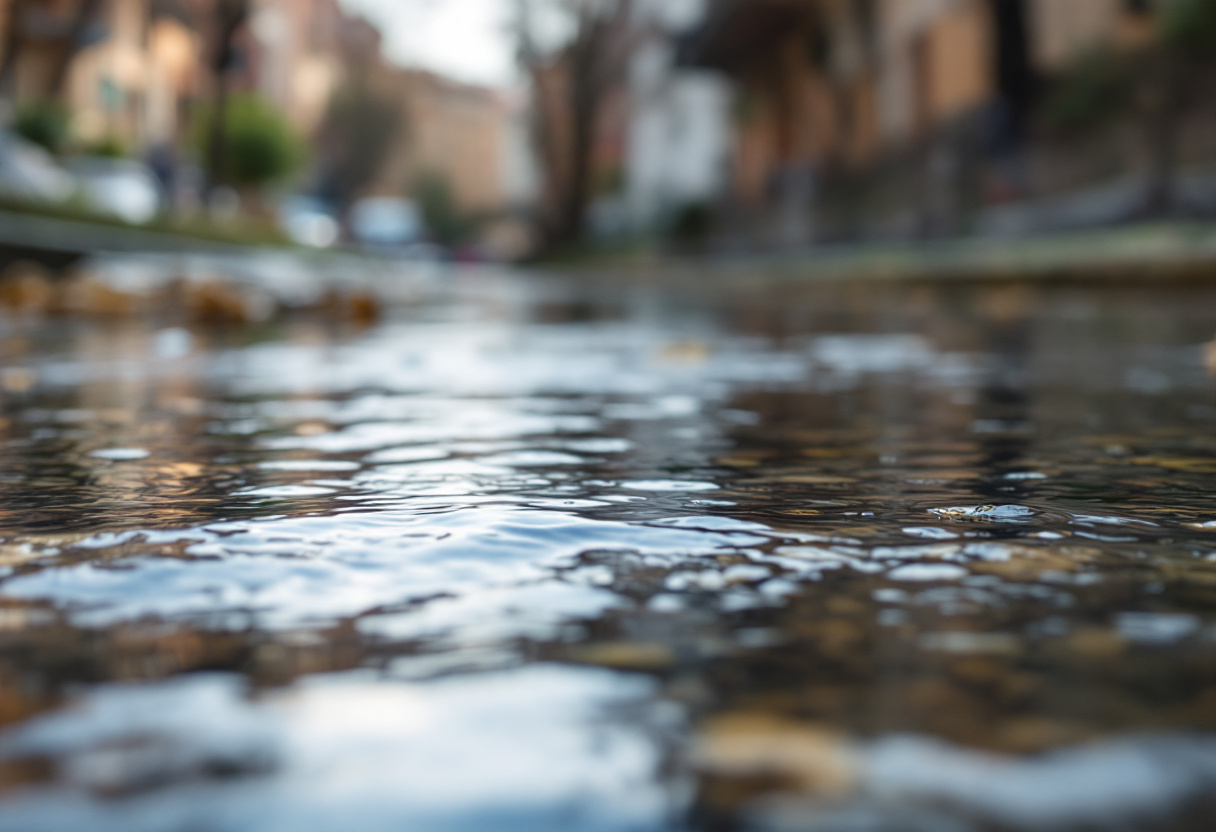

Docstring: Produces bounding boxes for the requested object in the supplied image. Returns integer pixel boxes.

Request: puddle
[0,267,1215,830]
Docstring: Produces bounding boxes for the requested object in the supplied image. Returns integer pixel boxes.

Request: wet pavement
[0,262,1215,831]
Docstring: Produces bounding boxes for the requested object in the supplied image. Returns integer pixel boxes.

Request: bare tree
[515,0,637,248]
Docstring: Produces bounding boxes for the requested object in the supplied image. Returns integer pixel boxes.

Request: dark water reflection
[1,268,1216,831]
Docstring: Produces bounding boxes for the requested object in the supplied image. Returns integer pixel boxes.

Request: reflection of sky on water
[3,666,674,832]
[1,269,1216,830]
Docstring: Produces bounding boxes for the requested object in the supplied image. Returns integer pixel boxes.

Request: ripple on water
[257,460,363,472]
[1,506,756,629]
[88,448,150,461]
[929,505,1038,523]
[0,666,669,832]
[620,480,720,492]
[240,485,339,498]
[2,270,1216,832]
[887,564,969,582]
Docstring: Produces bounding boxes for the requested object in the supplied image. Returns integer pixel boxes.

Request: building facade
[681,0,1166,246]
[619,0,732,237]
[0,0,369,152]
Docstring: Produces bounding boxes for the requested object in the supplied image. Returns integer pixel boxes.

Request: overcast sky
[338,0,517,87]
[336,0,706,89]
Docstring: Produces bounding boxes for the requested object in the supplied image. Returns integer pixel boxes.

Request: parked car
[66,157,161,224]
[349,197,423,249]
[0,131,75,203]
[278,196,340,248]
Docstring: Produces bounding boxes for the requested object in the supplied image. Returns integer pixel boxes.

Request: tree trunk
[205,0,249,200]
[515,0,634,252]
[1142,54,1185,217]
[554,19,604,246]
[47,0,103,99]
[206,67,230,196]
[0,0,31,112]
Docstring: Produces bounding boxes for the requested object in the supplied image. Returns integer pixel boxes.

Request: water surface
[1,266,1215,831]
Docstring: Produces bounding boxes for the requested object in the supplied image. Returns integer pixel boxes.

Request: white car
[67,157,161,224]
[278,196,340,248]
[349,197,422,248]
[0,131,75,203]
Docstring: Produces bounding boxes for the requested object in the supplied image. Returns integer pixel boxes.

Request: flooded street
[1,263,1215,831]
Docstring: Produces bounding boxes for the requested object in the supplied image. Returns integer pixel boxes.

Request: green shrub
[1040,48,1133,133]
[316,81,404,209]
[82,135,127,158]
[193,93,305,187]
[1161,0,1216,59]
[13,100,71,154]
[668,201,714,246]
[413,172,473,244]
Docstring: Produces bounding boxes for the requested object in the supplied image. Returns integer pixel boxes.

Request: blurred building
[0,0,526,254]
[384,70,511,215]
[0,0,374,151]
[244,0,345,135]
[0,0,200,148]
[79,0,201,149]
[520,0,731,245]
[680,0,1182,247]
[617,0,732,237]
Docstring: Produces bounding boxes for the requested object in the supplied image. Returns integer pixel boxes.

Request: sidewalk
[600,221,1216,285]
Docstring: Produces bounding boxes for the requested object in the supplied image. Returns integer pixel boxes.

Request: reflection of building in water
[244,0,347,135]
[0,319,339,534]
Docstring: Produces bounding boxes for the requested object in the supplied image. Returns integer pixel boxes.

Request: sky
[338,0,518,88]
[337,0,706,89]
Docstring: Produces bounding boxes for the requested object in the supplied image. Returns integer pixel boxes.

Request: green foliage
[1160,0,1216,58]
[82,135,127,159]
[13,100,71,154]
[731,91,761,128]
[594,165,624,196]
[413,172,474,244]
[0,191,291,246]
[668,201,715,247]
[1040,48,1134,133]
[193,93,305,188]
[317,81,404,209]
